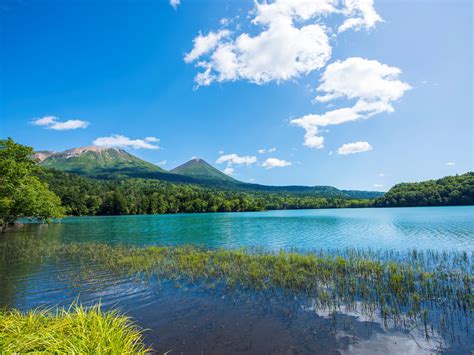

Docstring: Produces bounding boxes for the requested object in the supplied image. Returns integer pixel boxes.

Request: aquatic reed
[1,235,472,341]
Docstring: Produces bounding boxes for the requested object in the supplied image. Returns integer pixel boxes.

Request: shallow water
[2,206,473,353]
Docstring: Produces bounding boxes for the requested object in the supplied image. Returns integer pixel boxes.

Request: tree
[0,138,64,228]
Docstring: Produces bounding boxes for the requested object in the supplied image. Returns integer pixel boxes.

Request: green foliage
[375,172,474,207]
[36,168,372,216]
[0,304,150,353]
[0,138,64,225]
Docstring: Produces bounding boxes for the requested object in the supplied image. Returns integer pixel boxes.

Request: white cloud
[185,0,383,87]
[337,141,372,155]
[93,134,160,150]
[184,30,231,63]
[223,167,235,176]
[145,136,159,142]
[373,183,384,188]
[157,160,167,166]
[216,153,257,166]
[446,162,455,166]
[292,57,411,148]
[218,150,224,154]
[258,147,277,154]
[262,157,292,169]
[378,173,385,177]
[32,115,89,131]
[170,0,180,10]
[338,0,382,33]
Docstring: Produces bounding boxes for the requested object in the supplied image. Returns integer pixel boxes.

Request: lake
[11,206,474,251]
[1,206,473,353]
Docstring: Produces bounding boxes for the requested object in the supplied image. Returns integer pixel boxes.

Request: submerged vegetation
[0,303,149,353]
[2,235,472,343]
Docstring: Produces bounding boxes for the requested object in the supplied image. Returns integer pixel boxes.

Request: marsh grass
[1,235,472,342]
[0,303,150,353]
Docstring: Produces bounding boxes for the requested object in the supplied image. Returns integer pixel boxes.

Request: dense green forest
[37,169,474,216]
[375,172,474,207]
[37,168,373,216]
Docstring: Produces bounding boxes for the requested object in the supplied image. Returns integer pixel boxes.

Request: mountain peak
[171,158,236,183]
[36,145,165,176]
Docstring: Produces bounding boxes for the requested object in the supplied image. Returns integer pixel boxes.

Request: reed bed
[1,235,472,342]
[0,303,150,353]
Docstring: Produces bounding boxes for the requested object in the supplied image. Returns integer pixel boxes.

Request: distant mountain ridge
[34,146,384,199]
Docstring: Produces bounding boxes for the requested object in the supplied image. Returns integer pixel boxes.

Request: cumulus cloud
[337,141,372,155]
[170,0,180,10]
[258,147,277,154]
[216,153,257,166]
[446,162,455,166]
[184,30,231,63]
[32,115,89,131]
[185,0,382,87]
[223,167,235,176]
[93,134,160,149]
[216,153,257,175]
[261,157,292,169]
[338,0,382,33]
[373,183,384,188]
[292,57,411,148]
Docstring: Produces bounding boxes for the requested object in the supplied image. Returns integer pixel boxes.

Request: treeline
[375,172,474,207]
[36,169,372,216]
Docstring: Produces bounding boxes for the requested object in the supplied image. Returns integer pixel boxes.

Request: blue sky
[1,0,472,190]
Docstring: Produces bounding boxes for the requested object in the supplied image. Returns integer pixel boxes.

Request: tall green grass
[0,303,150,353]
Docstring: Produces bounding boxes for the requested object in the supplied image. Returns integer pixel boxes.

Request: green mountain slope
[170,158,237,183]
[35,146,165,176]
[33,146,383,199]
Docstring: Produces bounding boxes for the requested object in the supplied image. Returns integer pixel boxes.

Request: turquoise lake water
[16,206,474,251]
[2,206,473,353]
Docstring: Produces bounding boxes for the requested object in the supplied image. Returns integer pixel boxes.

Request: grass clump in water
[0,303,150,354]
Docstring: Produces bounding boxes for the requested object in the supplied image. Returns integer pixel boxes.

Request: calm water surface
[16,206,474,251]
[2,206,473,354]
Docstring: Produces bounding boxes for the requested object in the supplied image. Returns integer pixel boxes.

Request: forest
[37,168,474,216]
[36,168,372,216]
[374,172,474,207]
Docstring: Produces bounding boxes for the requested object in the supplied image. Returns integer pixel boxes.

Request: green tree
[0,138,64,228]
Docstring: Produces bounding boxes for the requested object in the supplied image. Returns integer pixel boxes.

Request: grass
[1,235,472,342]
[0,303,150,354]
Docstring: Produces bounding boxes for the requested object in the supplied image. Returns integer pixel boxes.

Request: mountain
[170,158,237,183]
[34,146,165,176]
[33,146,384,199]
